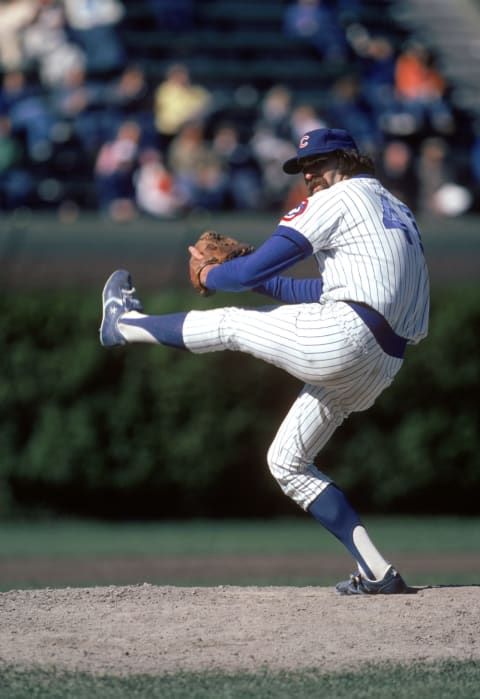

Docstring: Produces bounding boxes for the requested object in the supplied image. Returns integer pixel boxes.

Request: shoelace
[349,573,366,589]
[122,286,143,312]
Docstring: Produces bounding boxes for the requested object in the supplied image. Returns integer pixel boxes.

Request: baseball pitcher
[100,127,429,595]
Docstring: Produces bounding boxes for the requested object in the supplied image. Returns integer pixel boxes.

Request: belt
[345,301,407,359]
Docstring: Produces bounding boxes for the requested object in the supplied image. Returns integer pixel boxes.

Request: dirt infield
[0,555,479,676]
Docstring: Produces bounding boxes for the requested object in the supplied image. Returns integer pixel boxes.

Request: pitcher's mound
[1,585,479,675]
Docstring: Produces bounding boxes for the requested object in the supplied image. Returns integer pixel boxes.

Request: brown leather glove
[188,231,254,296]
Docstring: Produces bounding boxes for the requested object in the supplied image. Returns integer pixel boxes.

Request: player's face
[300,155,333,195]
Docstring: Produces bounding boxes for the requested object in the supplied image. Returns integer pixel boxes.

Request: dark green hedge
[0,285,478,517]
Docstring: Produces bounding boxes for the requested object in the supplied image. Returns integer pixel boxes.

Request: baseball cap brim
[282,156,329,175]
[282,157,304,175]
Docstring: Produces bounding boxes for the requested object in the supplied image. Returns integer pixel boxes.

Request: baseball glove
[189,230,254,296]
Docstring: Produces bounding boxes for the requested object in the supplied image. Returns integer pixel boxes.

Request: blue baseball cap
[283,128,358,174]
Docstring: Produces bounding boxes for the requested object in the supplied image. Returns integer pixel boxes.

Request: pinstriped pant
[183,300,403,510]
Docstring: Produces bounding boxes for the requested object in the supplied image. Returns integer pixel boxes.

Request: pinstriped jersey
[281,176,429,343]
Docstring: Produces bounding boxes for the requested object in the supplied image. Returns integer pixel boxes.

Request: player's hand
[188,231,254,296]
[188,245,219,292]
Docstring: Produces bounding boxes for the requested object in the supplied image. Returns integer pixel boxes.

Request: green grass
[2,517,480,557]
[1,662,479,699]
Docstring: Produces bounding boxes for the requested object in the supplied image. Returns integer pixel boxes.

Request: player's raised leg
[99,270,366,387]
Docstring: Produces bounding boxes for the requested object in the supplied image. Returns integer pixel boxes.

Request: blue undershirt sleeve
[206,225,314,292]
[254,276,323,303]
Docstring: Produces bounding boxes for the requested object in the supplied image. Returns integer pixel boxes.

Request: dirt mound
[0,585,479,675]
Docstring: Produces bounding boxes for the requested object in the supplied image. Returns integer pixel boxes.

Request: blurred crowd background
[1,0,480,224]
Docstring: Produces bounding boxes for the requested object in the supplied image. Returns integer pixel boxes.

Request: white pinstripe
[183,300,403,509]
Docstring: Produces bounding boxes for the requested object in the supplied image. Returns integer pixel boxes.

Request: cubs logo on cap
[299,134,310,149]
[283,128,358,174]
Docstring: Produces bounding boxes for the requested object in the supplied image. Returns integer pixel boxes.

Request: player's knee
[267,441,302,488]
[266,442,278,479]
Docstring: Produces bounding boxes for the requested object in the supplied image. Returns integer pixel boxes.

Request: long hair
[335,150,376,177]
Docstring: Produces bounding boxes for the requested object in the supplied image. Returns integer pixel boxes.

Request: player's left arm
[204,226,314,294]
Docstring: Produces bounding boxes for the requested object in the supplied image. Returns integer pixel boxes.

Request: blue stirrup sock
[117,312,187,349]
[308,484,390,580]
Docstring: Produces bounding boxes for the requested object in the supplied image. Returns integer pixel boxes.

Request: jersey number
[381,195,424,252]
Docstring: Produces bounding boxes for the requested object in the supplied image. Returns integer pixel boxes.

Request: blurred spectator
[105,64,149,118]
[250,85,296,209]
[349,30,397,117]
[94,120,141,221]
[376,140,418,212]
[104,63,155,145]
[22,0,85,87]
[327,74,379,153]
[0,114,35,208]
[134,148,185,218]
[167,121,226,210]
[211,122,262,210]
[0,0,38,70]
[283,0,348,60]
[154,63,212,149]
[0,69,54,161]
[49,65,109,155]
[256,85,293,141]
[392,41,454,136]
[416,137,472,217]
[416,137,449,216]
[289,104,327,142]
[395,41,445,101]
[62,0,126,74]
[250,84,297,210]
[251,125,296,211]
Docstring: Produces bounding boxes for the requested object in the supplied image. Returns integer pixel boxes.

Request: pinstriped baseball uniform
[181,176,429,510]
